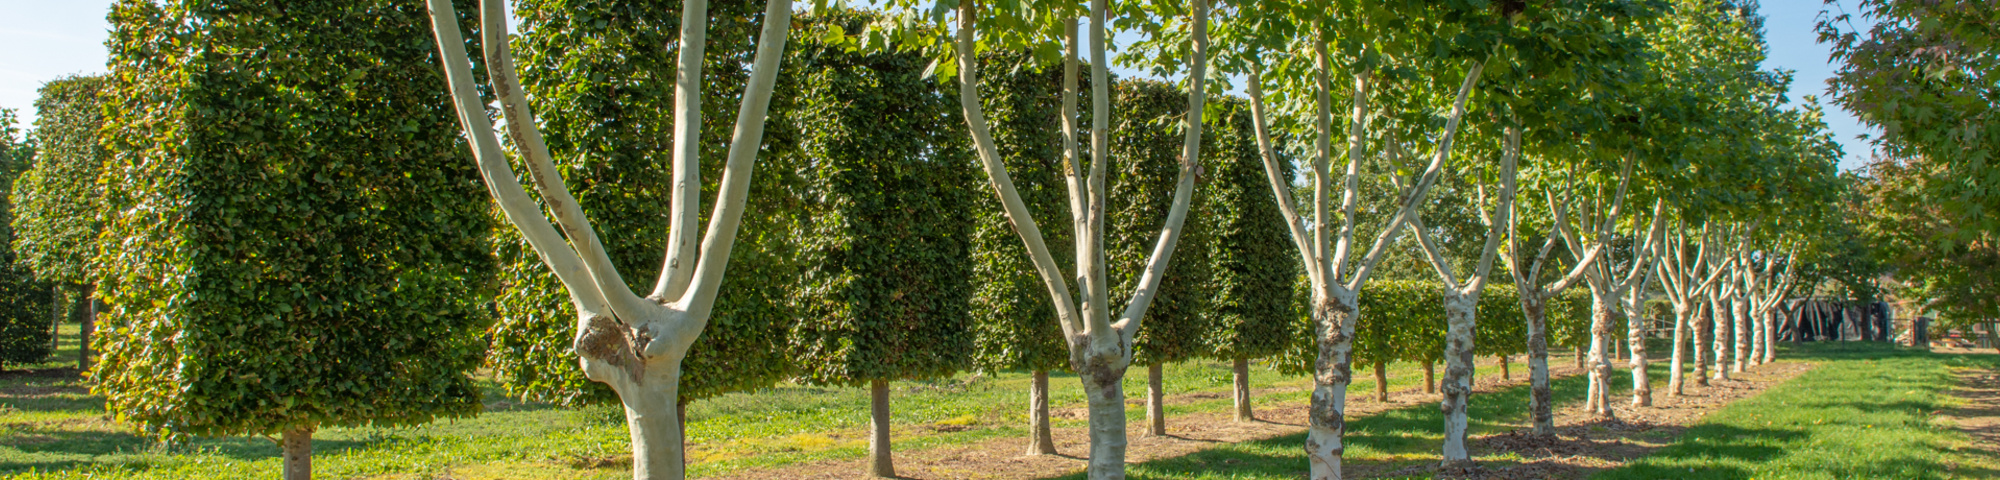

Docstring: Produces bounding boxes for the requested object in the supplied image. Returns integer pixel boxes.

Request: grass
[1596,342,2000,480]
[1028,342,2000,480]
[2,319,1488,480]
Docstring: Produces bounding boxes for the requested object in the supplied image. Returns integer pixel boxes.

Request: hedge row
[0,109,53,369]
[1279,282,1596,373]
[92,0,495,436]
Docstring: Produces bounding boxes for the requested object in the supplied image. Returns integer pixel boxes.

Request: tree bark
[1082,366,1129,480]
[1586,295,1616,418]
[1573,345,1584,370]
[1711,296,1731,381]
[1028,370,1056,454]
[1424,361,1437,394]
[282,426,313,480]
[1373,360,1388,402]
[79,285,96,371]
[1732,297,1749,373]
[1695,298,1713,385]
[1628,294,1651,407]
[1147,363,1166,436]
[1440,294,1477,464]
[870,379,893,477]
[1762,310,1778,363]
[1307,292,1357,480]
[1500,355,1510,381]
[1524,298,1554,435]
[677,399,688,467]
[1233,357,1253,422]
[1668,303,1689,396]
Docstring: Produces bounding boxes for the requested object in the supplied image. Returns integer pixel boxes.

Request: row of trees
[0,1,1876,480]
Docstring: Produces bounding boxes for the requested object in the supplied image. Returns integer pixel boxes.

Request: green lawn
[1596,342,2000,480]
[1034,342,2000,480]
[2,322,1474,480]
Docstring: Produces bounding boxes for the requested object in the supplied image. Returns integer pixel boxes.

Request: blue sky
[0,0,1876,170]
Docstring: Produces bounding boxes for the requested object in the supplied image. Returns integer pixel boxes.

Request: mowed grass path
[1596,342,2000,480]
[4,320,1468,480]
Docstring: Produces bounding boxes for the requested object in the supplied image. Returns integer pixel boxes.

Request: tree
[0,108,52,371]
[966,53,1076,456]
[1197,97,1298,422]
[485,0,797,412]
[1112,78,1216,438]
[780,23,978,475]
[426,0,794,478]
[14,75,109,371]
[97,2,498,478]
[1819,0,1999,238]
[941,0,1211,476]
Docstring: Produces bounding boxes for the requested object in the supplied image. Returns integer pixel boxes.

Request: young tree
[943,0,1210,476]
[97,2,499,478]
[484,0,796,414]
[425,0,794,478]
[1197,97,1298,422]
[13,75,108,371]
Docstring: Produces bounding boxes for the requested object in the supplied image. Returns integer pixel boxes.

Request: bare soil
[1942,362,2000,457]
[1434,360,1815,480]
[706,360,1593,480]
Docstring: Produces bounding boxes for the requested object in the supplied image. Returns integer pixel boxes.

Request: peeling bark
[1732,297,1749,373]
[1082,364,1130,480]
[1668,303,1689,396]
[1307,293,1356,480]
[1523,298,1553,435]
[1711,295,1731,381]
[1695,298,1712,385]
[1440,294,1477,463]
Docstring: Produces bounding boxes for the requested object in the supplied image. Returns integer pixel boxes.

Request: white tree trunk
[1028,370,1056,455]
[282,426,313,480]
[1668,303,1689,396]
[1762,309,1778,363]
[870,379,893,477]
[1233,357,1254,421]
[1440,294,1477,464]
[1711,296,1731,381]
[1732,297,1749,373]
[1307,290,1357,480]
[620,364,688,480]
[1081,363,1130,480]
[1523,297,1554,435]
[1586,294,1617,418]
[1628,300,1651,407]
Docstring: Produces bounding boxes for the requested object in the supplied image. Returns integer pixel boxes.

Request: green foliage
[1198,98,1299,362]
[0,109,52,368]
[1111,79,1213,367]
[490,0,795,405]
[1278,281,1593,373]
[14,75,109,287]
[967,54,1075,375]
[92,0,493,436]
[781,14,976,386]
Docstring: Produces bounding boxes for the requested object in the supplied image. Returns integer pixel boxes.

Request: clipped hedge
[1279,281,1594,373]
[968,53,1076,375]
[92,0,492,436]
[14,75,109,287]
[489,0,795,405]
[1112,79,1213,367]
[0,109,52,369]
[780,14,976,386]
[1198,97,1298,362]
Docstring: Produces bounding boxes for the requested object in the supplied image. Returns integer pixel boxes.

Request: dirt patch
[703,361,1592,480]
[1942,362,2000,456]
[1444,360,1815,479]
